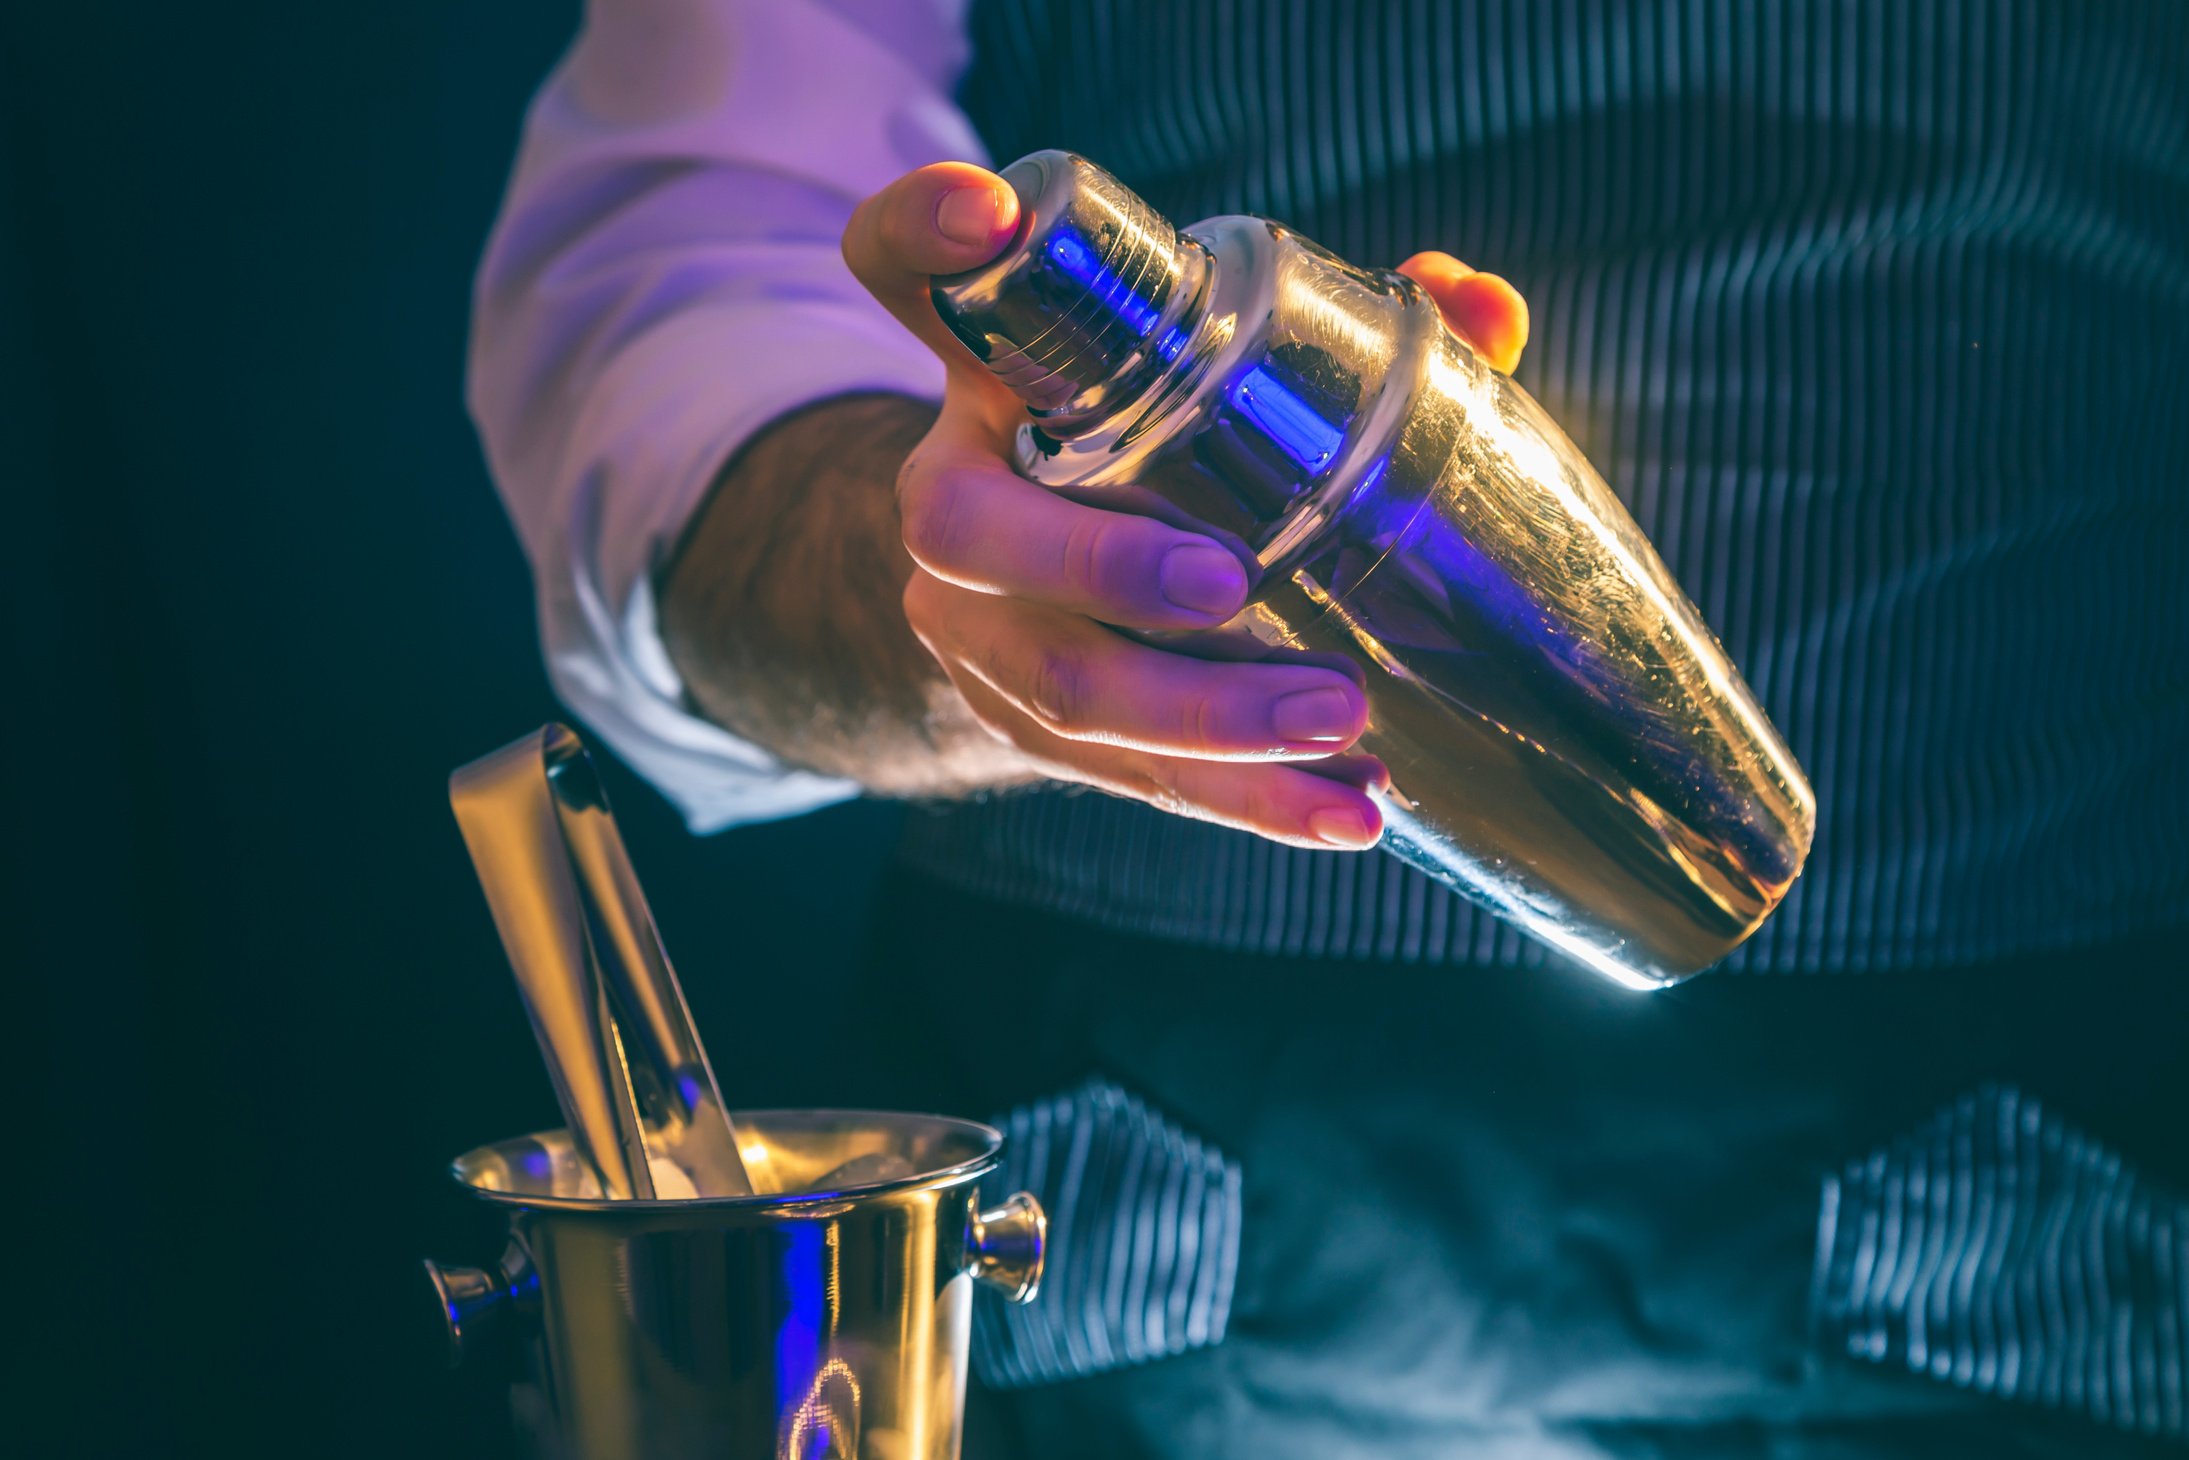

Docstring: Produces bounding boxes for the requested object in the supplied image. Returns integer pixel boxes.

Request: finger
[912,579,1369,760]
[898,447,1252,629]
[843,162,1024,397]
[1397,251,1530,373]
[943,673,1386,850]
[1297,750,1393,793]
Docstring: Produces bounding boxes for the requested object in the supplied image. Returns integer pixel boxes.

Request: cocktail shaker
[933,151,1815,987]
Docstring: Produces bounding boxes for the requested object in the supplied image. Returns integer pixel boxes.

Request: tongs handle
[450,725,753,1199]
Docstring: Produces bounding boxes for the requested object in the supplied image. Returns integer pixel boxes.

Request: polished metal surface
[438,728,1043,1455]
[430,1110,1045,1460]
[450,725,754,1199]
[932,149,1200,420]
[423,1235,538,1369]
[967,1191,1046,1304]
[935,151,1816,987]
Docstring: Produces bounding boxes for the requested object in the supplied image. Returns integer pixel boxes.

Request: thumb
[844,161,1024,388]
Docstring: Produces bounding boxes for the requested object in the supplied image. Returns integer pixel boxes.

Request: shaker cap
[931,150,1194,415]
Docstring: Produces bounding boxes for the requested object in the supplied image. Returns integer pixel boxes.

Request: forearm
[659,393,1033,798]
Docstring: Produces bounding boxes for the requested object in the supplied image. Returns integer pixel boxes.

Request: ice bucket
[427,1110,1044,1460]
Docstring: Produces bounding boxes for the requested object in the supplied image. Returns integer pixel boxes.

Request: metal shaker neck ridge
[933,150,1210,424]
[933,151,1439,580]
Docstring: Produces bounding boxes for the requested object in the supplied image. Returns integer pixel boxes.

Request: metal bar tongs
[449,724,754,1199]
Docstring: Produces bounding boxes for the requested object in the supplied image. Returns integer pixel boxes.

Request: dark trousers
[848,870,2188,1459]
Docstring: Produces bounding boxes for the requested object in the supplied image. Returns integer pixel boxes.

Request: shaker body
[1207,283,1814,984]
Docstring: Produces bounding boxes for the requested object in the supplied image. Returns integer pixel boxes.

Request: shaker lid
[932,150,1195,415]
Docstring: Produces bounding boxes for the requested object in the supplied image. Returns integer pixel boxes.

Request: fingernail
[1307,805,1378,849]
[936,186,1006,246]
[1271,686,1359,744]
[1158,544,1248,617]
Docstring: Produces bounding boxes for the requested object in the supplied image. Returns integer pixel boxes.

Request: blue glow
[1045,231,1161,337]
[1352,454,1389,499]
[1228,364,1344,472]
[1405,512,1544,642]
[776,1223,826,1438]
[1337,453,1428,546]
[1045,231,1100,281]
[1337,454,1539,642]
[1155,325,1188,362]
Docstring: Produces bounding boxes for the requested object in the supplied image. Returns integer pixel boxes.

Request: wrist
[659,393,1035,797]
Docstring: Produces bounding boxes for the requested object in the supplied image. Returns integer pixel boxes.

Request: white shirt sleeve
[467,0,985,833]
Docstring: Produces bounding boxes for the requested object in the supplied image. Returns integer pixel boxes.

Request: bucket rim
[448,1107,1005,1214]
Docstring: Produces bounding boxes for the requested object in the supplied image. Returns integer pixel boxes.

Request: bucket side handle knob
[422,1237,537,1368]
[969,1192,1046,1303]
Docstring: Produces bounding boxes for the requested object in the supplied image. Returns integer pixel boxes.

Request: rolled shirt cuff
[532,302,945,832]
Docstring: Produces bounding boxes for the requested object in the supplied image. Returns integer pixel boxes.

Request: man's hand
[839,162,1529,850]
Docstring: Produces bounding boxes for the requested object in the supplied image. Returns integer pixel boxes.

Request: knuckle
[1023,646,1087,730]
[1059,514,1139,606]
[1059,516,1101,596]
[878,202,923,262]
[899,470,967,567]
[1239,781,1286,832]
[1183,691,1225,751]
[1136,757,1192,817]
[843,186,910,277]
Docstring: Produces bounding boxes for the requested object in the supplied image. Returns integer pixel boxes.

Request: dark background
[6,4,895,1453]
